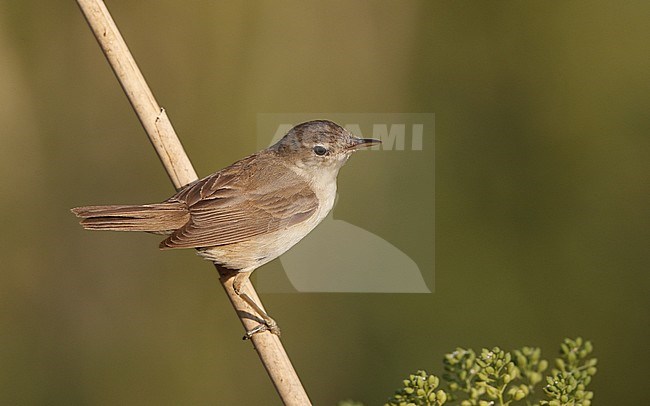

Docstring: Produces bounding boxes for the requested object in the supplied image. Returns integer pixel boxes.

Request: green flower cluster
[379,338,596,406]
[540,338,597,406]
[380,370,447,406]
[442,346,530,405]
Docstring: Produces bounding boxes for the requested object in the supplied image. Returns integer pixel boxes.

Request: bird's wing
[160,155,318,248]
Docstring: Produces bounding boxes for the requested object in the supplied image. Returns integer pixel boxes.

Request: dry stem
[75,1,311,404]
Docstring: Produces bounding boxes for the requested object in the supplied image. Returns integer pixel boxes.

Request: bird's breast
[197,175,337,272]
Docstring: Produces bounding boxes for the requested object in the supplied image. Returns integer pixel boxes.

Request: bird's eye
[313,145,328,156]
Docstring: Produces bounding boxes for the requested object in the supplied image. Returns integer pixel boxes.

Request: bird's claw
[242,320,281,340]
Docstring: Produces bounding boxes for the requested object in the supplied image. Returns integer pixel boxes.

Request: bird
[72,120,380,337]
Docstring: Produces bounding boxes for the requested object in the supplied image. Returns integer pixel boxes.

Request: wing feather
[160,154,318,249]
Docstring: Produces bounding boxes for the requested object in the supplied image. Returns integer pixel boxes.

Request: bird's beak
[347,137,382,151]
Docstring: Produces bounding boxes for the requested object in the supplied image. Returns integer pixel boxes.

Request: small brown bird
[72,120,380,337]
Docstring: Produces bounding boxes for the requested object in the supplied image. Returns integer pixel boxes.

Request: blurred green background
[1,1,649,404]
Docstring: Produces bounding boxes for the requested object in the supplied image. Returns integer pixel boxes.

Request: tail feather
[71,203,189,232]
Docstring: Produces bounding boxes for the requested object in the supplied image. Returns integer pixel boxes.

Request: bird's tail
[71,203,189,233]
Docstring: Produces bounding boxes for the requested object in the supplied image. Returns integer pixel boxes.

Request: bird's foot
[238,292,282,339]
[242,318,281,340]
[232,273,281,339]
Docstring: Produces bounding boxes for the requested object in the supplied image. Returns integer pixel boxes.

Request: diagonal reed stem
[75,1,312,404]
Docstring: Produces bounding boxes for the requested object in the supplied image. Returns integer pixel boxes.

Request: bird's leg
[233,272,281,339]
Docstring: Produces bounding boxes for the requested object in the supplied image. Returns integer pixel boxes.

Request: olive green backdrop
[1,1,648,405]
